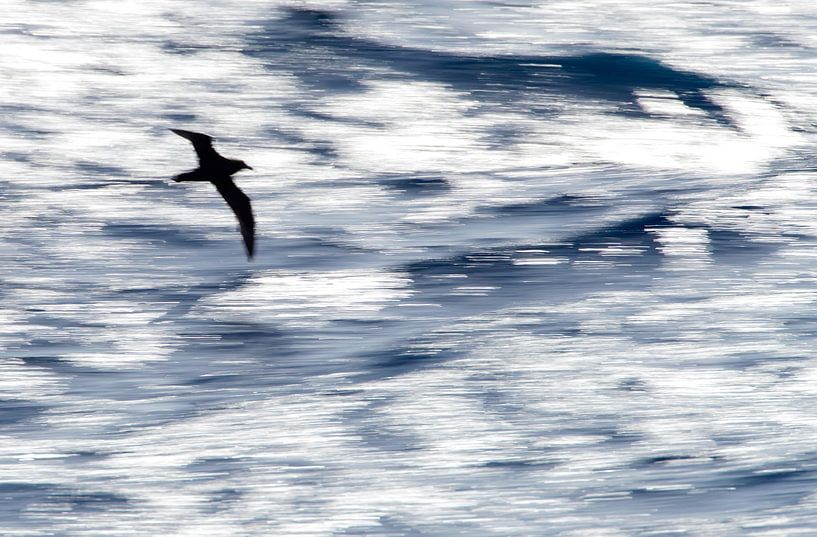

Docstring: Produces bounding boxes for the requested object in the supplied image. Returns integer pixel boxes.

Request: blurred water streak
[3,1,817,535]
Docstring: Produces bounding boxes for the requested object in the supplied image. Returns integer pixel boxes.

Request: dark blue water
[3,1,817,535]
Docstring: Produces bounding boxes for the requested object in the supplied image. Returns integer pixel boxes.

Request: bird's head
[239,161,253,171]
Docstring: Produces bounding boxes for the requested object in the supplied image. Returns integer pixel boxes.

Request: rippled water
[4,1,817,535]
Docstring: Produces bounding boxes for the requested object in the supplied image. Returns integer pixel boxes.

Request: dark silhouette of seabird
[170,129,255,259]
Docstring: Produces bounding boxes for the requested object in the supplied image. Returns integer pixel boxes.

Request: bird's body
[170,129,255,259]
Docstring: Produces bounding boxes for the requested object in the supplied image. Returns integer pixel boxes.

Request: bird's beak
[245,165,254,171]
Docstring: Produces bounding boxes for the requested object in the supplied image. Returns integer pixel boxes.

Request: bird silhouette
[170,129,255,259]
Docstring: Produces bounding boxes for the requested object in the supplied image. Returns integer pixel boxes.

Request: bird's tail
[173,169,208,182]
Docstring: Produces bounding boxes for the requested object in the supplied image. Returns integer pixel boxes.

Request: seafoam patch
[582,89,802,174]
[648,226,712,269]
[196,269,413,327]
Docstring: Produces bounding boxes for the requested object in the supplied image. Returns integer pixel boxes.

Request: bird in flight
[170,128,255,259]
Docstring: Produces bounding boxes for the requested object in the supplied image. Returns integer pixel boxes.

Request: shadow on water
[245,8,738,127]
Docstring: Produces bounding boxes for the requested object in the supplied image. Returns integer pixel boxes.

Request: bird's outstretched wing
[214,179,255,259]
[170,129,220,165]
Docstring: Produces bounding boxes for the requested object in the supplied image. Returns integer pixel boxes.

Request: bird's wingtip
[170,128,213,142]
